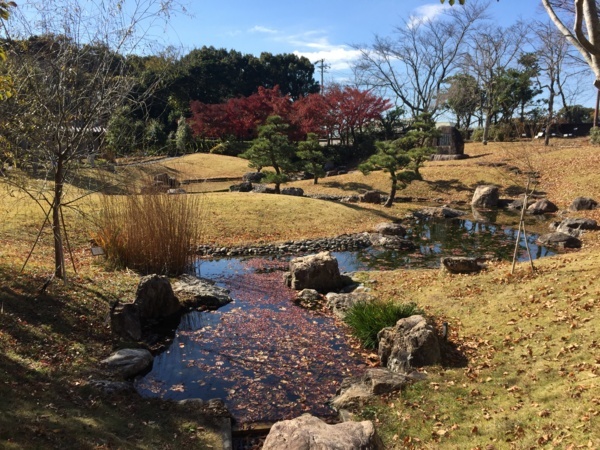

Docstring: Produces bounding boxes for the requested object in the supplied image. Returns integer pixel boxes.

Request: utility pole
[315,59,329,95]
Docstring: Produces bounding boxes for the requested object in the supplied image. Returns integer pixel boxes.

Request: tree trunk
[274,163,281,194]
[385,174,397,208]
[53,156,65,279]
[544,87,555,146]
[482,109,492,145]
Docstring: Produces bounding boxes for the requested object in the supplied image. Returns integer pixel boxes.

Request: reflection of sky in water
[136,217,556,424]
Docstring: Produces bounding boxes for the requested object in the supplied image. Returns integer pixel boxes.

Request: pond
[135,217,556,424]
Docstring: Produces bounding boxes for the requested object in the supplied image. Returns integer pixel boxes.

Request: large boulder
[101,348,153,379]
[550,218,597,237]
[110,302,142,341]
[378,315,441,374]
[373,222,406,236]
[173,275,233,310]
[527,198,559,215]
[471,185,499,209]
[281,187,304,197]
[134,274,180,321]
[262,414,384,450]
[285,251,344,293]
[243,171,266,183]
[537,232,582,249]
[325,292,374,319]
[569,196,598,211]
[360,190,382,204]
[440,256,484,274]
[369,234,416,251]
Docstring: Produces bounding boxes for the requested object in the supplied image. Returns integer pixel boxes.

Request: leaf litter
[136,257,366,424]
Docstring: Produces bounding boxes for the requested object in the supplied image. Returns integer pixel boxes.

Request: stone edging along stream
[196,233,374,258]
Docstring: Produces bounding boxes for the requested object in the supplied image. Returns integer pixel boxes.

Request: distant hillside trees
[104,48,319,155]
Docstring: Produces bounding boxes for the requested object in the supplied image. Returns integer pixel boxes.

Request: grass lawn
[1,137,599,448]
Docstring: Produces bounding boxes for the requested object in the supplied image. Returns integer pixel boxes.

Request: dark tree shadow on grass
[0,264,227,449]
[424,179,471,193]
[321,181,375,192]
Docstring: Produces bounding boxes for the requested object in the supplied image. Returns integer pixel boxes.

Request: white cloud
[293,47,361,73]
[249,25,278,34]
[272,31,362,74]
[407,3,449,28]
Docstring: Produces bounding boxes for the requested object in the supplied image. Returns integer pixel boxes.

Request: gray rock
[537,232,582,249]
[411,207,466,219]
[263,414,384,450]
[331,368,411,411]
[281,187,304,196]
[243,172,266,183]
[295,289,322,308]
[285,251,344,293]
[101,348,153,379]
[440,256,484,274]
[506,197,535,211]
[325,292,374,319]
[369,234,416,251]
[229,182,253,192]
[550,218,597,237]
[569,196,598,211]
[134,274,180,321]
[472,185,499,209]
[527,198,559,215]
[252,184,276,194]
[173,274,232,309]
[110,302,142,341]
[378,315,441,374]
[373,222,406,236]
[360,190,382,204]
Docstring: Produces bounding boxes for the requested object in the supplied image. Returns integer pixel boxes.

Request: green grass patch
[344,300,422,349]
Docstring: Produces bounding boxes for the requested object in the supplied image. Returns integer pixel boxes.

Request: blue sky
[164,0,545,82]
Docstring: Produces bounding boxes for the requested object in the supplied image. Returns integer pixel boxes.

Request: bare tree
[353,1,488,118]
[463,22,529,144]
[532,20,588,144]
[541,0,600,87]
[0,0,184,280]
[442,1,600,91]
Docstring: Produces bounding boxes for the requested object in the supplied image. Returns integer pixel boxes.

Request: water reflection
[136,217,555,424]
[334,217,554,272]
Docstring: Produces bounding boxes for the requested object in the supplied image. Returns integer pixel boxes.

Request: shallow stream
[135,217,556,424]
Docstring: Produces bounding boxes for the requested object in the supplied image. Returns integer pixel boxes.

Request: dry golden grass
[2,138,600,448]
[362,251,600,448]
[135,153,250,181]
[198,192,411,246]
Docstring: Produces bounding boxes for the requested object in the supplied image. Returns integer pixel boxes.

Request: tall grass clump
[344,300,422,349]
[93,192,201,276]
